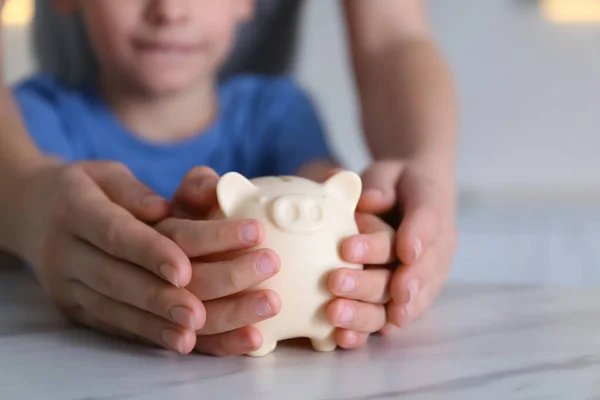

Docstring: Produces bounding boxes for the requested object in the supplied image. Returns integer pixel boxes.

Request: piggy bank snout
[269,194,326,233]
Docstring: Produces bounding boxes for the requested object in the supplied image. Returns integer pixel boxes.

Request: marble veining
[2,267,600,399]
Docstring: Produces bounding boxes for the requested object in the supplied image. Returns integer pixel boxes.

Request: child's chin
[139,77,200,96]
[134,64,213,95]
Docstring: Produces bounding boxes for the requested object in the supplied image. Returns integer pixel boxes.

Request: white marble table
[2,266,600,400]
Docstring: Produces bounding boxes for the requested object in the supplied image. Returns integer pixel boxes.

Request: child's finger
[341,213,396,265]
[194,326,263,356]
[65,239,206,331]
[335,329,370,349]
[356,161,403,214]
[82,161,170,222]
[328,267,391,304]
[188,249,280,301]
[70,281,197,354]
[66,183,192,287]
[196,290,281,336]
[155,218,264,258]
[327,298,387,334]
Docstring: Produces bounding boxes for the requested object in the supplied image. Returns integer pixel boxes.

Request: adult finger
[66,239,206,330]
[196,290,281,335]
[327,298,387,334]
[341,213,396,265]
[82,162,170,222]
[388,228,457,327]
[61,170,192,287]
[356,161,404,214]
[155,218,264,258]
[70,281,197,354]
[188,249,280,301]
[171,166,220,218]
[395,172,447,264]
[388,282,438,328]
[328,267,392,304]
[194,326,263,356]
[335,330,370,349]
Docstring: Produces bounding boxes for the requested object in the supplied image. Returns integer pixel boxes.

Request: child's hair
[31,0,302,87]
[32,0,97,87]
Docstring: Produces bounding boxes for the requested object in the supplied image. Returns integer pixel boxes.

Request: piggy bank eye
[255,196,268,205]
[276,200,300,225]
[305,201,322,222]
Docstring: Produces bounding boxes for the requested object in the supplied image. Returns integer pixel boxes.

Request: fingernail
[142,194,165,206]
[413,239,423,262]
[339,305,354,324]
[161,328,183,353]
[346,330,358,344]
[340,273,356,293]
[351,241,367,261]
[198,179,217,191]
[400,305,411,319]
[159,264,179,288]
[256,255,276,275]
[170,306,195,330]
[365,188,384,200]
[255,297,272,316]
[240,222,259,244]
[406,278,420,306]
[380,324,394,335]
[242,334,256,350]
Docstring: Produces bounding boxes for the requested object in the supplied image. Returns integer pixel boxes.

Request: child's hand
[165,167,283,356]
[327,212,396,348]
[154,217,282,356]
[16,161,207,353]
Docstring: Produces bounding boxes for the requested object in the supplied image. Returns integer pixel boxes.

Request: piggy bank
[211,170,364,357]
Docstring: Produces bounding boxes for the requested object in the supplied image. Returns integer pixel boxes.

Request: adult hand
[358,159,457,327]
[15,161,205,354]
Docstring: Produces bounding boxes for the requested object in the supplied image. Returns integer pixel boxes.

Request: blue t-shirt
[12,74,334,199]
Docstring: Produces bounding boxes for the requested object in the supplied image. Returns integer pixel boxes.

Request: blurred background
[3,0,599,285]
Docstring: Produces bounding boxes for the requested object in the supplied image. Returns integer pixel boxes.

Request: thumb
[395,173,444,264]
[356,161,403,214]
[171,166,220,219]
[82,161,170,222]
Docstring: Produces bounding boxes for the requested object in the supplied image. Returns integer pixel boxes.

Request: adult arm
[0,15,52,256]
[334,0,459,330]
[342,0,458,169]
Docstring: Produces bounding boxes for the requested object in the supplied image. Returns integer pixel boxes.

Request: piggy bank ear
[216,172,257,216]
[324,170,362,211]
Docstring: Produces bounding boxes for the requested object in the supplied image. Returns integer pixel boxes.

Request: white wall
[2,25,35,83]
[294,0,600,202]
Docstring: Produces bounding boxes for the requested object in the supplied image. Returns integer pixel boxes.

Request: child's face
[55,0,253,94]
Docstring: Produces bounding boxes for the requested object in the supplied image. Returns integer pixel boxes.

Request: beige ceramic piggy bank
[211,170,363,357]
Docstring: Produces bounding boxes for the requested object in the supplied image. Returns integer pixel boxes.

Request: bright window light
[1,0,34,27]
[541,0,600,23]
